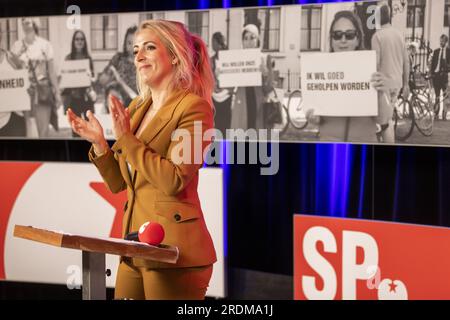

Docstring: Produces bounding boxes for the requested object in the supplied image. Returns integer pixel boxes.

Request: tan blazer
[89,89,217,269]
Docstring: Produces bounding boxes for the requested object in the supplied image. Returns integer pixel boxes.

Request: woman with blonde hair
[67,20,216,300]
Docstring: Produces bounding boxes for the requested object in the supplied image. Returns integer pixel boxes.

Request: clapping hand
[108,94,130,140]
[67,108,107,153]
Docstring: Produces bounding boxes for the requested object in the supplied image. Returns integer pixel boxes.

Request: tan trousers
[114,261,213,300]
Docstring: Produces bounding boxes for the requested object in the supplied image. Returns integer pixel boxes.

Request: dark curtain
[221,143,450,275]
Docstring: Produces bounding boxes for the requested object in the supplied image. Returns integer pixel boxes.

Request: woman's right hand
[67,108,108,153]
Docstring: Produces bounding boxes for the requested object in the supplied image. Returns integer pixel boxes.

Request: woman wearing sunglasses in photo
[306,10,391,143]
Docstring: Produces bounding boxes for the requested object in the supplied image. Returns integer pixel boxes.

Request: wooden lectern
[13,225,179,300]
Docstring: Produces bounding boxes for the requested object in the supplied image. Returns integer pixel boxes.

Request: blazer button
[174,213,181,222]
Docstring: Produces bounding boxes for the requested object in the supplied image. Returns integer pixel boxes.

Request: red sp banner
[294,215,450,300]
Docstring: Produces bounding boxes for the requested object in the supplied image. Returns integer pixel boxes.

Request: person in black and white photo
[430,34,450,120]
[229,23,275,131]
[97,25,138,109]
[305,10,392,143]
[210,31,232,135]
[11,18,62,138]
[61,30,97,137]
[407,41,420,90]
[371,2,410,143]
[0,31,27,137]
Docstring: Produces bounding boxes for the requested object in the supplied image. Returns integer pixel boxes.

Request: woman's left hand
[108,94,130,140]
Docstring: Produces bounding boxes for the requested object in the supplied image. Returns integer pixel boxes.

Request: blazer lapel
[126,90,188,187]
[139,90,189,145]
[131,97,152,135]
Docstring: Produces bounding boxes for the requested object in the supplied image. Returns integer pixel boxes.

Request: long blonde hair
[135,20,214,107]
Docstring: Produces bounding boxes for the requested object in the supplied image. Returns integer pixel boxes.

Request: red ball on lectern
[138,221,165,246]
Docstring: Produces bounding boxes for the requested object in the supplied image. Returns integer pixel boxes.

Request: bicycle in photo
[393,69,445,141]
[393,88,435,141]
[271,89,309,135]
[286,89,309,130]
[393,92,415,141]
[268,88,309,136]
[408,71,448,137]
[409,85,435,137]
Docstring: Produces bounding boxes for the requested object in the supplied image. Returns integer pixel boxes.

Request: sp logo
[301,226,407,300]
